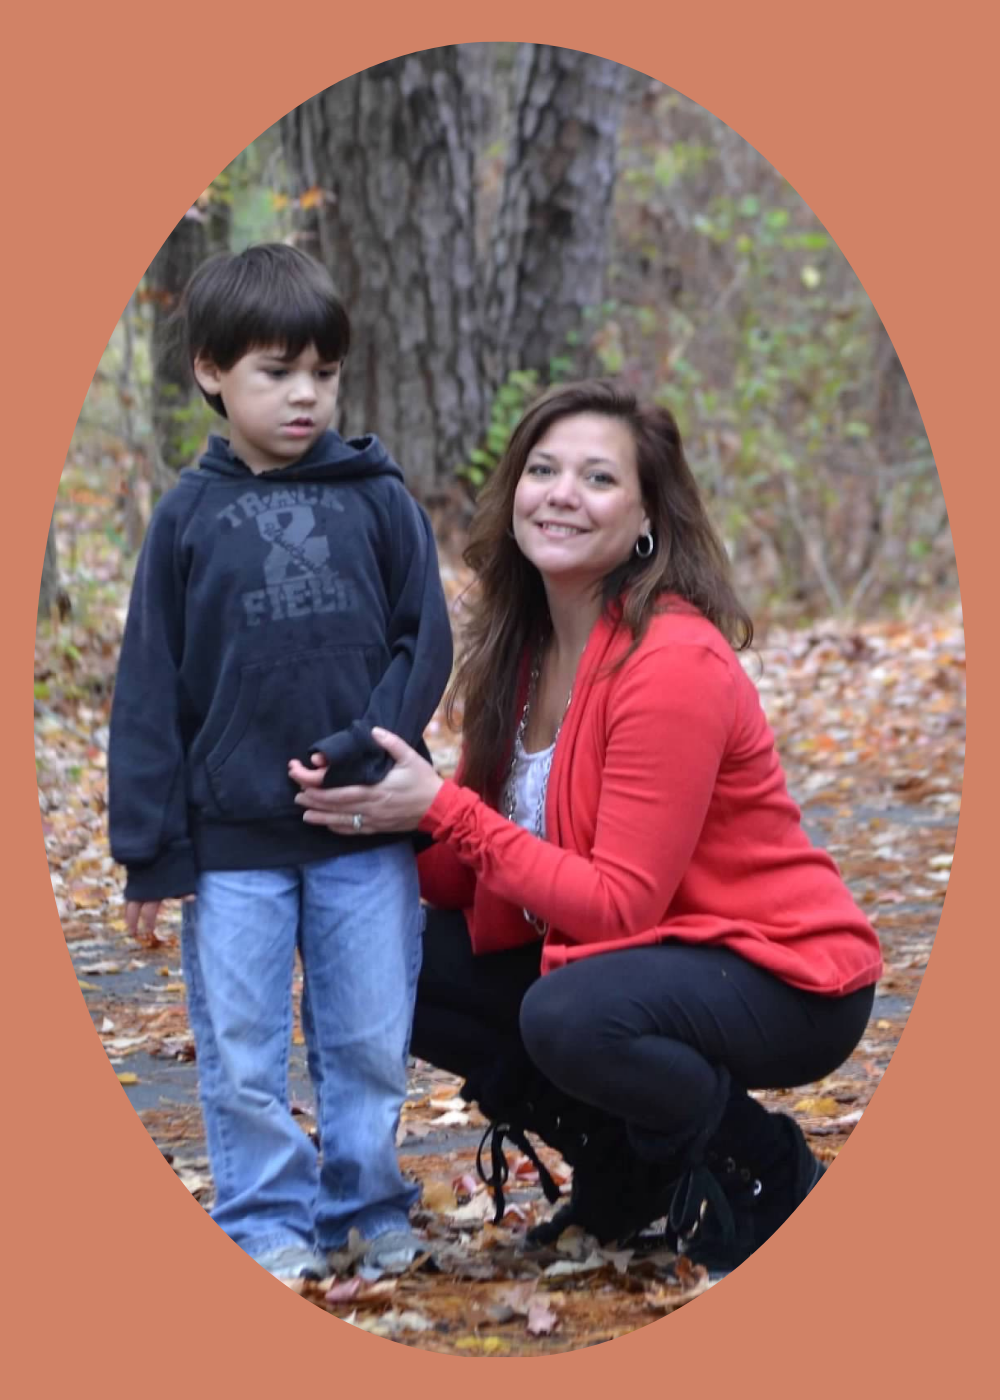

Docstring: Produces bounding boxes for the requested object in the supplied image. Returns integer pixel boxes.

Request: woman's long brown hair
[448,379,753,798]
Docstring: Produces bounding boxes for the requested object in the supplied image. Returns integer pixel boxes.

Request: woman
[289,380,881,1272]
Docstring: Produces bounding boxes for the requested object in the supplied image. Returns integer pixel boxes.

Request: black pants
[412,908,874,1144]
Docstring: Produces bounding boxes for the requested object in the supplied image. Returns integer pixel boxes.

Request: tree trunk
[38,512,66,622]
[485,46,628,385]
[118,291,153,553]
[843,318,911,601]
[280,49,486,497]
[146,201,230,485]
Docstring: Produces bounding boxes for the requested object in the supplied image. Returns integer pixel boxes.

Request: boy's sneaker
[254,1243,328,1281]
[357,1229,433,1278]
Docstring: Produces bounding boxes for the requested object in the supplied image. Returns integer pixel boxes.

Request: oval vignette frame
[8,2,994,1395]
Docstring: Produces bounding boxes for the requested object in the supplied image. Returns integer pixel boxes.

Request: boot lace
[476,1120,563,1225]
[669,1153,762,1259]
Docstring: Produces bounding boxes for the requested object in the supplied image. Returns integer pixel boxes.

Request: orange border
[7,2,995,1393]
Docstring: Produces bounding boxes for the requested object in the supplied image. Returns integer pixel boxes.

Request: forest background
[40,42,953,624]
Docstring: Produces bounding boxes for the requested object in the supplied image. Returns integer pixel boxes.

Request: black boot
[671,1098,826,1273]
[462,1055,679,1247]
[525,1116,683,1248]
[524,1064,734,1250]
[619,1064,734,1256]
[463,1051,576,1227]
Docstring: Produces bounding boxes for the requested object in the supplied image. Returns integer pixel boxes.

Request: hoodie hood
[197,429,405,484]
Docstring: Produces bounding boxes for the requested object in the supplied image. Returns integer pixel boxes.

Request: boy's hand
[126,900,162,941]
[125,896,196,944]
[289,751,329,789]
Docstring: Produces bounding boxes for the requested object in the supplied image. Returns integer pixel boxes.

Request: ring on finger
[351,812,364,833]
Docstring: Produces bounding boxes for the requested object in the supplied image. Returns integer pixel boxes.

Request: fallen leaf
[673,1255,706,1287]
[421,1178,459,1213]
[340,1313,395,1336]
[388,1310,436,1334]
[495,1281,538,1314]
[793,1096,840,1116]
[807,1108,864,1135]
[645,1270,711,1313]
[448,1193,496,1225]
[432,1109,472,1128]
[174,1167,213,1197]
[454,1336,508,1354]
[526,1296,560,1335]
[602,1247,636,1273]
[543,1253,607,1277]
[452,1172,480,1201]
[70,887,104,908]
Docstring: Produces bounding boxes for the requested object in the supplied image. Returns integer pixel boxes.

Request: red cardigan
[417,603,882,996]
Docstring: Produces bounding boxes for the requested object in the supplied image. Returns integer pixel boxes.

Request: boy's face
[194,344,342,473]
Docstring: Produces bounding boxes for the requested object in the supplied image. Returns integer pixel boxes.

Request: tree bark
[146,201,230,484]
[38,512,67,621]
[485,46,628,385]
[280,49,486,497]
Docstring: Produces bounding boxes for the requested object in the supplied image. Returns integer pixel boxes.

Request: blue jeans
[180,844,423,1261]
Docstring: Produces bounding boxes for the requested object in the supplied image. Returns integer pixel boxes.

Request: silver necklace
[501,648,575,936]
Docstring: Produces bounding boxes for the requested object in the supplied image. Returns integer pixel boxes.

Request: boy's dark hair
[179,243,351,417]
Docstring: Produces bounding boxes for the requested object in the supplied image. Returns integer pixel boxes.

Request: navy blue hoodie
[109,430,454,902]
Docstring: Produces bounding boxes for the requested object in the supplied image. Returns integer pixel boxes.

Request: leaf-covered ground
[37,449,963,1353]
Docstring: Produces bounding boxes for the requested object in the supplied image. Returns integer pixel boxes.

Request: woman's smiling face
[512,411,651,587]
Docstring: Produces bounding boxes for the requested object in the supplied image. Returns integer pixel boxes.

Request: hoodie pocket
[202,643,387,820]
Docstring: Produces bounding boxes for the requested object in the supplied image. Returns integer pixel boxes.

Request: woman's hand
[288,727,444,834]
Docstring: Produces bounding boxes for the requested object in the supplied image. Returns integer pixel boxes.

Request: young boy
[109,243,453,1280]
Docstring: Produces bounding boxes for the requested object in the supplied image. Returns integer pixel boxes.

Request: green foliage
[165,397,218,469]
[611,121,940,614]
[208,135,291,250]
[623,142,715,199]
[674,200,874,466]
[458,314,620,492]
[458,369,541,488]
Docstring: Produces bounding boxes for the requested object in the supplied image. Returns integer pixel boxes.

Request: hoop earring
[634,532,654,558]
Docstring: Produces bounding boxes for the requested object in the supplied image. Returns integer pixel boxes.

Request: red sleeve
[417,838,476,909]
[417,644,736,944]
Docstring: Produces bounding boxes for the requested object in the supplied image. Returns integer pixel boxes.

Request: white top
[509,737,555,838]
